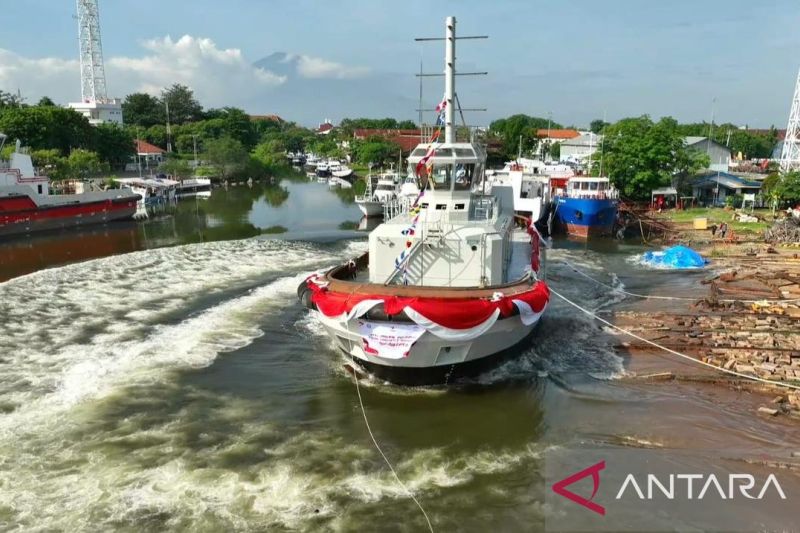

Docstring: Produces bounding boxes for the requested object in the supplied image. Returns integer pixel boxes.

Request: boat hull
[356,199,384,217]
[555,197,618,238]
[0,196,139,238]
[318,311,541,386]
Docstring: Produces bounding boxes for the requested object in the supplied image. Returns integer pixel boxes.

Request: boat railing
[563,189,619,200]
[383,197,413,220]
[471,195,496,221]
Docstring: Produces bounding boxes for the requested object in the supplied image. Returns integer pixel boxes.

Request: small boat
[116,176,179,205]
[555,176,619,238]
[330,163,354,180]
[175,177,212,199]
[328,177,353,189]
[355,172,400,217]
[297,17,549,385]
[0,135,140,238]
[315,161,331,178]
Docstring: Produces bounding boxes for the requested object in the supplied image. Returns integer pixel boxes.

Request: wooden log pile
[613,266,800,418]
[765,217,800,244]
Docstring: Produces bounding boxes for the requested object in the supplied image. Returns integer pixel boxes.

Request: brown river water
[0,179,797,531]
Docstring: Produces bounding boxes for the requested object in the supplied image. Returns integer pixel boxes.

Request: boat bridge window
[454,163,478,191]
[589,182,598,191]
[376,184,394,191]
[428,163,452,188]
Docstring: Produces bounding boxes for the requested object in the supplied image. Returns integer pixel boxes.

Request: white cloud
[0,49,78,101]
[290,53,369,80]
[107,35,286,103]
[0,35,286,109]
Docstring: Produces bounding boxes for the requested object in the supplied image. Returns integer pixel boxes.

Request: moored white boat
[298,17,549,385]
[330,163,353,179]
[355,172,401,217]
[175,177,212,199]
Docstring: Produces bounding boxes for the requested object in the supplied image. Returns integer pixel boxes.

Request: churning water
[1,188,799,531]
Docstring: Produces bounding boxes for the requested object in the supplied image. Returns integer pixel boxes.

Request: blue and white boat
[555,176,619,238]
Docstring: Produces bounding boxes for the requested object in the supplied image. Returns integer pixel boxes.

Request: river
[0,178,798,531]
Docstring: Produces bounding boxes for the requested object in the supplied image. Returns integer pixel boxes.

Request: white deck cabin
[368,140,522,288]
[564,176,619,199]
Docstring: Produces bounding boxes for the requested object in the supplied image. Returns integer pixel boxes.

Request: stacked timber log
[765,216,800,244]
[617,201,676,241]
[613,261,800,418]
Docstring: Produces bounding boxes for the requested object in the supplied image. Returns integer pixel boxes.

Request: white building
[67,99,124,126]
[559,132,603,162]
[684,136,731,172]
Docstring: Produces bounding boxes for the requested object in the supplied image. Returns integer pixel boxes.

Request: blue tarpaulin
[641,245,707,269]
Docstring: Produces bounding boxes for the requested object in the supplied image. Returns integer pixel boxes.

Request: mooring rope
[548,286,800,391]
[560,259,800,304]
[343,319,435,532]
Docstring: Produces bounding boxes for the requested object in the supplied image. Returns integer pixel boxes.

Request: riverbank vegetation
[0,86,787,197]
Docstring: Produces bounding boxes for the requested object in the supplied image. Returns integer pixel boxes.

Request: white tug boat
[298,17,549,385]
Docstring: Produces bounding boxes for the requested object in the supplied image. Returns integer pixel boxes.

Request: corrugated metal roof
[692,172,762,189]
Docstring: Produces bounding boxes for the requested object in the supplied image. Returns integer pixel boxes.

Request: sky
[1,0,799,128]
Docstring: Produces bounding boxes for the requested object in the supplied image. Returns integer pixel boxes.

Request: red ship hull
[0,194,139,238]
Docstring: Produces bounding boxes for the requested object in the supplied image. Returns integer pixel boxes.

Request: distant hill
[251,52,417,126]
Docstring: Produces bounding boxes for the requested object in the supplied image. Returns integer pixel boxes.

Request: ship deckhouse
[369,139,515,288]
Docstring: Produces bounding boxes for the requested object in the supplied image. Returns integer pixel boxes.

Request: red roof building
[317,121,335,134]
[352,129,423,154]
[134,139,166,164]
[536,129,581,140]
[135,139,166,155]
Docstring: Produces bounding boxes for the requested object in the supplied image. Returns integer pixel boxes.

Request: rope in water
[560,259,800,304]
[343,320,435,532]
[548,286,800,391]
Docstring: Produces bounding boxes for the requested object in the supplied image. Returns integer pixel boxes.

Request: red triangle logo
[551,460,606,516]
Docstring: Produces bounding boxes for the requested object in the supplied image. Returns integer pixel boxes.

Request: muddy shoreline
[610,212,800,420]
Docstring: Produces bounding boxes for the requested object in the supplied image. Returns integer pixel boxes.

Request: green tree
[67,149,107,180]
[600,116,708,200]
[160,157,192,178]
[351,137,401,166]
[489,114,562,159]
[589,119,609,134]
[162,84,203,125]
[122,92,164,128]
[205,136,248,179]
[308,137,341,158]
[0,90,24,108]
[253,139,288,168]
[92,123,135,169]
[0,106,94,155]
[142,125,168,149]
[31,149,69,180]
[777,171,800,203]
[37,96,56,107]
[219,107,258,149]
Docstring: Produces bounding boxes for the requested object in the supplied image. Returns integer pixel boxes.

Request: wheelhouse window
[454,163,477,191]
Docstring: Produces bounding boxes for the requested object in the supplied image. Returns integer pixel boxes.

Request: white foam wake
[0,238,367,437]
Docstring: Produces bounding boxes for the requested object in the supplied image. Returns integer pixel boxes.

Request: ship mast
[444,16,456,144]
[415,18,486,141]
